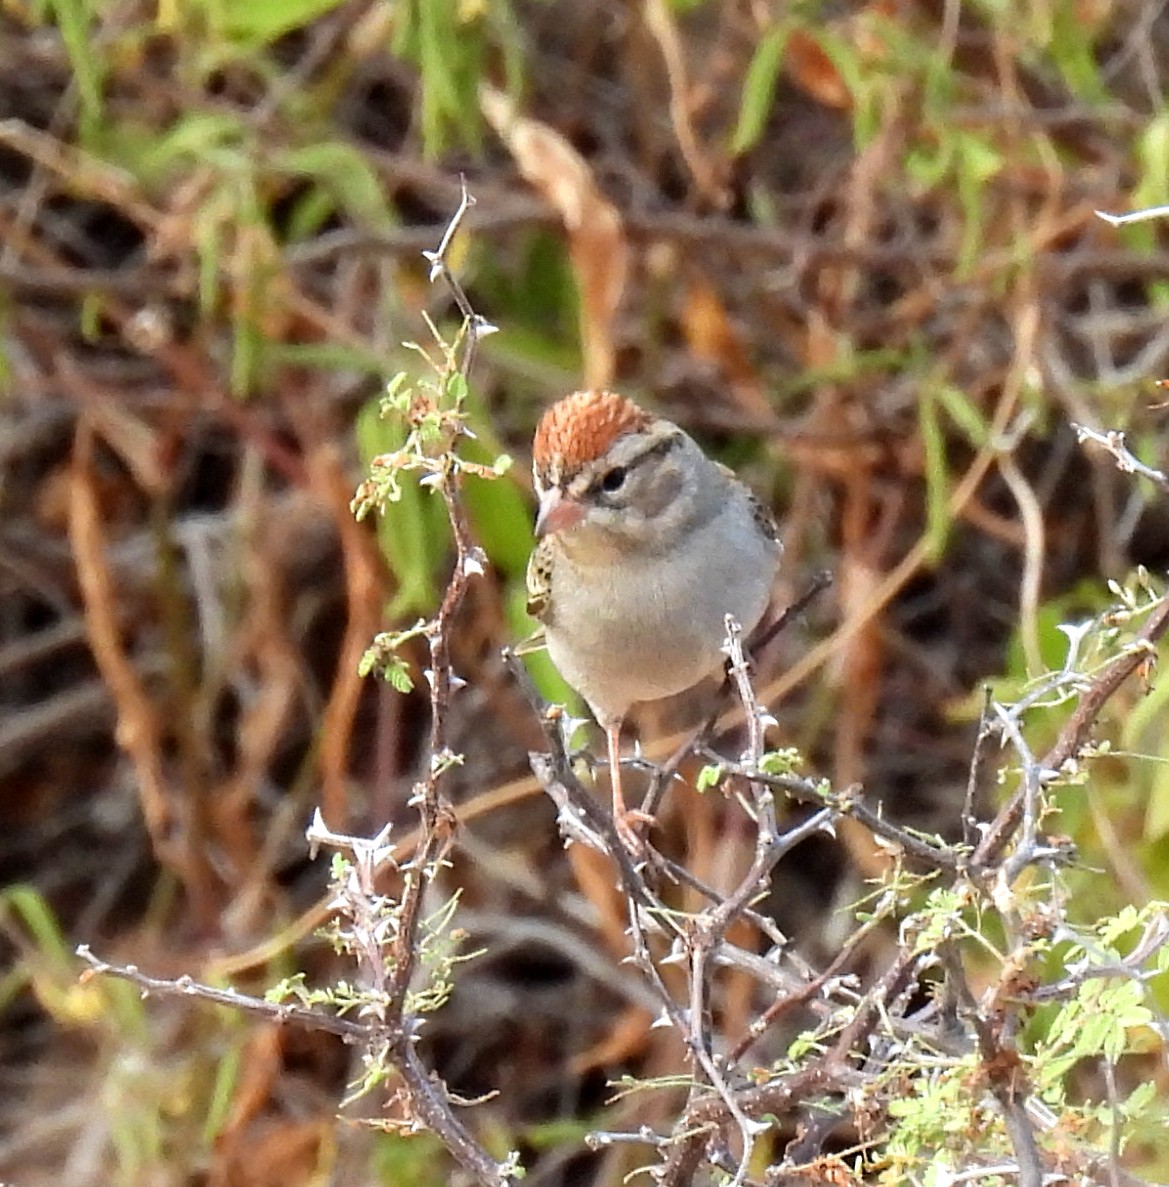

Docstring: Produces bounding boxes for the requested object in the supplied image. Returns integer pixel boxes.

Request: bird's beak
[535,488,585,538]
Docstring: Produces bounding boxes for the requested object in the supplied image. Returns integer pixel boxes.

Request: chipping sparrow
[526,389,782,847]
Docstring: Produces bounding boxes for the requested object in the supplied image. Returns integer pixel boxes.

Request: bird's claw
[614,807,655,856]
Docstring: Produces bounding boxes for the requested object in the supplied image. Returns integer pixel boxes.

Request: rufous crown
[532,390,650,479]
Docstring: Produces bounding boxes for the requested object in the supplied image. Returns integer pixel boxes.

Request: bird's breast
[543,505,779,722]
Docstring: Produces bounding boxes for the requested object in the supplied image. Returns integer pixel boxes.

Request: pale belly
[544,520,777,723]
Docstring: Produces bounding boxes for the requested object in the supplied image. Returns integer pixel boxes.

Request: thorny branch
[385,185,491,1028]
[75,944,372,1041]
[77,187,518,1187]
[73,184,1169,1187]
[513,480,1169,1184]
[641,569,833,820]
[973,589,1169,868]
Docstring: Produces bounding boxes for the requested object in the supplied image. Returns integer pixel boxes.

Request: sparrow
[526,390,782,846]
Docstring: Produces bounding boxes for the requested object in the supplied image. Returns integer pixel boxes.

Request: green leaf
[202,1043,243,1141]
[381,372,413,416]
[217,0,347,45]
[696,764,724,792]
[372,1131,448,1187]
[384,657,416,694]
[418,0,463,153]
[276,142,396,230]
[810,29,868,144]
[759,748,803,777]
[934,384,990,448]
[283,183,336,242]
[1129,114,1169,254]
[141,112,248,180]
[954,133,1000,276]
[446,370,469,405]
[268,341,387,374]
[1142,757,1169,843]
[906,138,954,190]
[919,383,950,564]
[1049,3,1109,103]
[1116,659,1169,841]
[462,446,533,579]
[730,23,791,155]
[0,884,73,971]
[195,202,225,316]
[41,0,104,140]
[355,397,445,615]
[0,885,143,1033]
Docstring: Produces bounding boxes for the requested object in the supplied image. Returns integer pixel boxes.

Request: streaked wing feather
[747,489,782,548]
[525,537,556,621]
[715,463,781,548]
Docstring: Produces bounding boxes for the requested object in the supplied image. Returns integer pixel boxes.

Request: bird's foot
[614,807,655,856]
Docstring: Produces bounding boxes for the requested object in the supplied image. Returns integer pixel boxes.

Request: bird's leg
[605,719,654,851]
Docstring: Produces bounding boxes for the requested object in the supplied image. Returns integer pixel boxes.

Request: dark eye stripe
[579,426,682,497]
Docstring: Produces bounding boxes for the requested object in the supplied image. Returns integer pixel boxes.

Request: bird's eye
[600,466,628,493]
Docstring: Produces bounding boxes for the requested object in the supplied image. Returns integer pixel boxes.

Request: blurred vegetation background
[4,0,1169,1184]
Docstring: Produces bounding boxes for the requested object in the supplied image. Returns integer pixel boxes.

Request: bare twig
[963,688,998,850]
[994,702,1048,885]
[75,944,370,1042]
[1072,423,1169,496]
[702,759,963,872]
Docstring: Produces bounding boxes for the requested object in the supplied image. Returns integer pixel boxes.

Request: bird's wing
[524,536,555,621]
[716,462,782,549]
